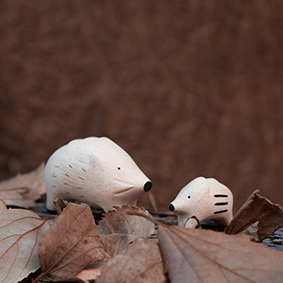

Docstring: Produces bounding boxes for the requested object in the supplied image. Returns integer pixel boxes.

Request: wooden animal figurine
[169,176,233,228]
[45,137,152,211]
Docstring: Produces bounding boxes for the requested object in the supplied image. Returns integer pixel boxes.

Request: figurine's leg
[184,217,198,228]
[46,191,57,211]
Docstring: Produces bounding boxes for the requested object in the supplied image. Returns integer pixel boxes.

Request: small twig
[148,191,158,213]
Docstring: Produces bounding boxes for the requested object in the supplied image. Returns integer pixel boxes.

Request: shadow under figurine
[44,136,152,212]
[169,176,233,228]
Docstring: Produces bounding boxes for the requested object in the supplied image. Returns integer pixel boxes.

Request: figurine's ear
[201,185,210,195]
[89,154,99,165]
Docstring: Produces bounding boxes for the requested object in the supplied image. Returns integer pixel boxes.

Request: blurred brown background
[1,0,283,213]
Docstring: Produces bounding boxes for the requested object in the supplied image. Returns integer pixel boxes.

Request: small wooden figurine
[169,176,233,228]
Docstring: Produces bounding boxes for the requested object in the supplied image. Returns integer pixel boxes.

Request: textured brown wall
[1,0,283,212]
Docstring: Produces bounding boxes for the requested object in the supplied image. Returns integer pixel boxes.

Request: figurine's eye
[117,167,121,170]
[188,196,191,198]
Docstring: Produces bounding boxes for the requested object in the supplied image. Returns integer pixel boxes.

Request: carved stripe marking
[79,177,84,180]
[68,164,73,168]
[215,202,228,206]
[214,194,228,198]
[214,209,228,214]
[65,173,70,177]
[77,187,83,189]
[82,168,86,172]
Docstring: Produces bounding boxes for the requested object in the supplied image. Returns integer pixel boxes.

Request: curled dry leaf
[0,188,35,209]
[0,163,46,208]
[0,209,50,283]
[97,205,155,257]
[158,223,283,283]
[76,262,105,282]
[225,190,283,242]
[37,202,109,281]
[96,238,166,283]
[54,198,69,215]
[0,199,7,213]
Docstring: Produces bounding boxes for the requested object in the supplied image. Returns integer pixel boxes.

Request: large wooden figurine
[45,137,152,211]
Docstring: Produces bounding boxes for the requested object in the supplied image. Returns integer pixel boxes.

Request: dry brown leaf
[96,238,166,283]
[225,190,283,241]
[0,209,50,283]
[158,223,283,283]
[36,202,109,281]
[0,199,7,213]
[97,205,155,257]
[0,163,46,208]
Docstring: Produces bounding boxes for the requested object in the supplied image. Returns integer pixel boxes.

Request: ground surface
[1,1,283,212]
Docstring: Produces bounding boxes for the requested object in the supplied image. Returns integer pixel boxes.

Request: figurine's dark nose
[144,181,152,192]
[169,204,175,212]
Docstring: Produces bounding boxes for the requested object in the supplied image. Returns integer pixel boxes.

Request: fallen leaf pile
[1,166,283,283]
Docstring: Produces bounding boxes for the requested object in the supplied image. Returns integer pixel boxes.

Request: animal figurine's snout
[45,136,152,212]
[144,181,152,192]
[170,176,233,228]
[169,203,175,212]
